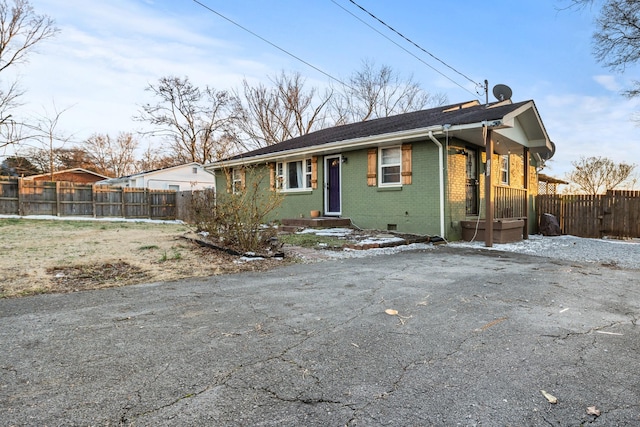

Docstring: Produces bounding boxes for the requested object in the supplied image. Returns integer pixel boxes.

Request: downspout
[428,131,445,238]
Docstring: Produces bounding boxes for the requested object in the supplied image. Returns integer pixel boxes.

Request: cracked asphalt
[1,245,639,426]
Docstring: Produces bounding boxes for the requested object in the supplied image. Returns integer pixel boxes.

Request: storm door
[465,148,479,216]
[324,155,342,216]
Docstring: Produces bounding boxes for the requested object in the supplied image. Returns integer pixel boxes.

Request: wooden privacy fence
[537,190,640,238]
[0,178,176,220]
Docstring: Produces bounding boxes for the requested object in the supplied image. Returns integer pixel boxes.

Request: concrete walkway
[2,246,639,426]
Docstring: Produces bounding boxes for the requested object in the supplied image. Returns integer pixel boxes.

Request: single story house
[97,162,215,191]
[207,99,555,245]
[23,168,110,184]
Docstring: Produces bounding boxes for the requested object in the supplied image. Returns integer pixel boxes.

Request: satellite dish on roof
[493,84,513,101]
[540,140,556,161]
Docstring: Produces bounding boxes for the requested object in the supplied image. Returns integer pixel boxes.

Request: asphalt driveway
[2,246,639,426]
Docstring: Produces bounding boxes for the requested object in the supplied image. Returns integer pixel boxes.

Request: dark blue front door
[325,156,341,215]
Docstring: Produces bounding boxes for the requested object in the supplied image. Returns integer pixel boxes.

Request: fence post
[92,184,97,217]
[147,188,151,219]
[55,181,61,216]
[121,187,126,218]
[17,177,23,216]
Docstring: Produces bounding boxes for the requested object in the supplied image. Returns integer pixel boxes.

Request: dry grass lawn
[0,218,290,298]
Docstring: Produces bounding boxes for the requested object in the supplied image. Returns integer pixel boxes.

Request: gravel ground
[289,228,640,270]
[450,234,640,270]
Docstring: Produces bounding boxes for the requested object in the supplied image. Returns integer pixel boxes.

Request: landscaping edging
[342,234,431,250]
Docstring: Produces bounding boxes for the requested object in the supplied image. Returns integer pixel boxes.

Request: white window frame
[276,158,312,192]
[275,162,284,190]
[305,158,312,188]
[378,146,402,187]
[232,168,242,194]
[500,154,509,185]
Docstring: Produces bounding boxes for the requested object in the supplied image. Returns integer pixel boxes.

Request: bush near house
[190,166,283,253]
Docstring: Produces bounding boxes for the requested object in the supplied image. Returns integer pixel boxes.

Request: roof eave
[207,125,446,169]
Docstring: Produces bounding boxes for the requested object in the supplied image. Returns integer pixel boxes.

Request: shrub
[190,166,283,253]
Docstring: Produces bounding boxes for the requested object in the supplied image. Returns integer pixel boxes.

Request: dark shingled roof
[228,100,531,160]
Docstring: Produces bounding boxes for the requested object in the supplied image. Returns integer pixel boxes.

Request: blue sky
[11,0,640,179]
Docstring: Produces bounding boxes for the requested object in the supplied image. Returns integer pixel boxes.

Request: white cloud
[593,75,622,92]
[539,92,640,178]
[11,0,278,143]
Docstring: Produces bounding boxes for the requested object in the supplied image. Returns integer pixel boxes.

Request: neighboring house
[23,168,110,184]
[97,162,215,191]
[207,99,555,243]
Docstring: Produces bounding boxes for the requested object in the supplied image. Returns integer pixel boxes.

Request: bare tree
[565,1,640,97]
[54,146,93,170]
[22,146,92,173]
[330,60,448,125]
[22,145,48,171]
[144,67,447,156]
[566,155,636,194]
[234,71,332,149]
[136,141,179,173]
[137,76,239,164]
[83,132,138,177]
[30,103,72,180]
[0,0,58,147]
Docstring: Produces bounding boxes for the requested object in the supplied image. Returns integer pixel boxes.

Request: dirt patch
[0,218,290,298]
[0,218,430,298]
[47,262,149,292]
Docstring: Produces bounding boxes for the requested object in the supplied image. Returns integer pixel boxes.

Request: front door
[465,148,479,216]
[324,155,342,216]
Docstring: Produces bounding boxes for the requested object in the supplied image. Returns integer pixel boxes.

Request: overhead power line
[330,0,479,98]
[343,0,484,95]
[192,0,351,88]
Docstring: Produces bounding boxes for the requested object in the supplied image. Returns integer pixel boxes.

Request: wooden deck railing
[494,186,527,219]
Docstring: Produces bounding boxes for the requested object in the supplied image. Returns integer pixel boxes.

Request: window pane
[381,148,401,165]
[287,161,302,189]
[305,159,312,188]
[382,165,400,184]
[296,161,303,186]
[380,147,401,185]
[500,155,509,184]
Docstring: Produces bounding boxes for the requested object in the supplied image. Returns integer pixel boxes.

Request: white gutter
[428,130,446,239]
